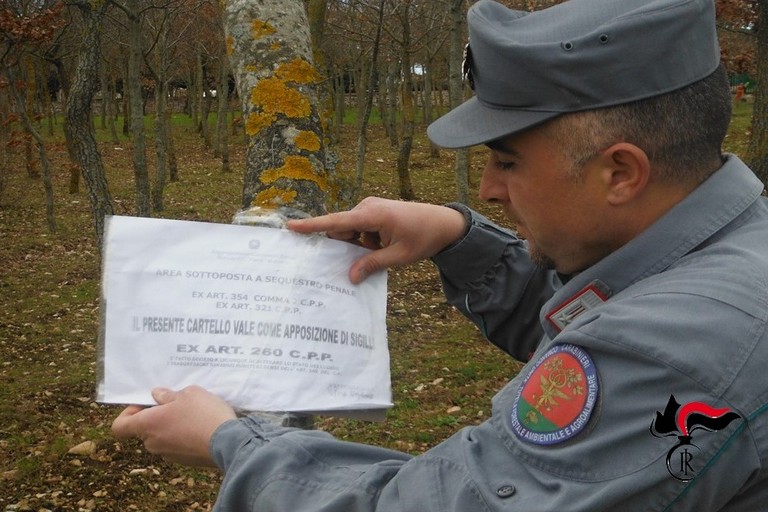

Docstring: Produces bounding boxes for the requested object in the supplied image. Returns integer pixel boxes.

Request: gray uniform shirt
[210,155,768,511]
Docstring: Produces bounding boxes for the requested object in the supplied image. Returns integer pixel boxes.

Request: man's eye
[496,160,516,171]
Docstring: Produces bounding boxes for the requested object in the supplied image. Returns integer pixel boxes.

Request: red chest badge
[510,344,599,445]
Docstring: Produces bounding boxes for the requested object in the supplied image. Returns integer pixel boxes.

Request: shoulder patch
[510,344,599,445]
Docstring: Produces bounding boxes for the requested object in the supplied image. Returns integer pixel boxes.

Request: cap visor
[427,97,559,149]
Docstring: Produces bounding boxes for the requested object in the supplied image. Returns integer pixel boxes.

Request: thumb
[151,387,176,405]
[349,252,389,284]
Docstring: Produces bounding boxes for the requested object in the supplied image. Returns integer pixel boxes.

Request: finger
[348,244,404,284]
[151,387,176,405]
[111,405,147,439]
[287,211,378,237]
[286,214,341,234]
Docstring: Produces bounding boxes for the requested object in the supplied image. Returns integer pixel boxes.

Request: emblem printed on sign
[510,344,599,445]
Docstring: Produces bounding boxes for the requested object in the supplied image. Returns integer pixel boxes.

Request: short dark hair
[546,65,732,184]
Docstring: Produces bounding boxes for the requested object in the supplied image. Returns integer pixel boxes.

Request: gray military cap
[427,0,720,149]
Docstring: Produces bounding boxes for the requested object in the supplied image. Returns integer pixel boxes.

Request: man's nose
[479,162,506,203]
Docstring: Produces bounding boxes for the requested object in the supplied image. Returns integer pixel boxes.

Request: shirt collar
[540,155,764,338]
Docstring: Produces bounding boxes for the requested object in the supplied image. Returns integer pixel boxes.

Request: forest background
[0,0,765,510]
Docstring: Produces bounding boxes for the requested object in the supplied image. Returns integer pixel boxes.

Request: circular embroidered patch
[510,344,599,445]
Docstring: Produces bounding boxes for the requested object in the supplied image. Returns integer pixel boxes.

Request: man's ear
[599,143,651,206]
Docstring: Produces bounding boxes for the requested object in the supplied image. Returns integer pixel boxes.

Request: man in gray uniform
[112,0,768,509]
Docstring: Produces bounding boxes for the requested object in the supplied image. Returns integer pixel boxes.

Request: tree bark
[167,107,179,182]
[306,0,334,142]
[396,0,415,201]
[192,51,202,132]
[64,0,115,244]
[126,0,151,217]
[216,48,231,173]
[331,64,344,143]
[6,65,56,232]
[122,57,131,137]
[424,58,440,158]
[151,16,171,212]
[224,0,332,216]
[354,0,385,200]
[23,58,41,180]
[385,59,400,148]
[449,0,469,203]
[107,74,120,145]
[153,78,168,211]
[100,62,109,130]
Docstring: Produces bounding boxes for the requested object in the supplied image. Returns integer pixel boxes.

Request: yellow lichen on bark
[254,187,298,208]
[244,112,273,136]
[251,19,276,39]
[294,130,321,152]
[245,77,312,136]
[275,58,320,85]
[250,78,310,118]
[226,36,234,56]
[261,155,327,190]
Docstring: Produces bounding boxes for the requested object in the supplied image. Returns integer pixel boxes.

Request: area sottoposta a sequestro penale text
[156,268,357,296]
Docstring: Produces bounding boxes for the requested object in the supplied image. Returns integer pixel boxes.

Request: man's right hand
[288,197,467,284]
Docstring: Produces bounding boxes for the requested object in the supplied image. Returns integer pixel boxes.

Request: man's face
[479,127,619,274]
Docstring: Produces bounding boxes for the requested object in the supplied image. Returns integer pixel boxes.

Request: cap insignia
[462,43,475,90]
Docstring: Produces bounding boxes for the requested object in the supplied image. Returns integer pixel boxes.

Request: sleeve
[209,416,490,512]
[432,205,559,361]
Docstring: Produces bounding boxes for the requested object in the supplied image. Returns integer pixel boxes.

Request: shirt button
[496,485,516,498]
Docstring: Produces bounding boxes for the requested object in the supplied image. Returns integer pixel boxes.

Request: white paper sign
[97,215,391,415]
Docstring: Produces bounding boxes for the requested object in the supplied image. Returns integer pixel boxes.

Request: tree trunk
[385,59,400,148]
[376,66,387,136]
[168,107,179,182]
[107,74,120,145]
[747,0,768,186]
[192,52,202,131]
[354,63,367,123]
[216,47,231,173]
[224,0,332,216]
[200,92,213,148]
[24,133,37,178]
[122,58,131,137]
[354,0,385,200]
[100,63,109,130]
[40,60,54,137]
[306,0,335,143]
[64,0,115,244]
[449,0,469,203]
[307,0,328,69]
[396,0,415,201]
[127,0,151,217]
[6,65,56,232]
[20,58,40,179]
[46,53,81,193]
[152,17,171,212]
[197,48,212,146]
[152,79,168,212]
[424,58,440,158]
[332,65,344,143]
